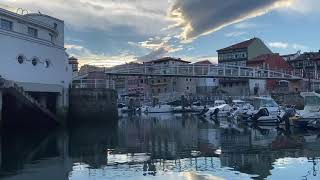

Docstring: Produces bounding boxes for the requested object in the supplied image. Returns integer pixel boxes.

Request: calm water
[1,113,320,180]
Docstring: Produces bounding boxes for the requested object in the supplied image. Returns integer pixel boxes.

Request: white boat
[240,97,282,123]
[172,106,193,113]
[214,100,227,107]
[232,100,246,107]
[144,104,173,113]
[191,105,205,112]
[201,104,232,118]
[298,92,320,120]
[293,92,320,129]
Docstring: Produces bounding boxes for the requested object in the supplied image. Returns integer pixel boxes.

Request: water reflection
[0,114,320,179]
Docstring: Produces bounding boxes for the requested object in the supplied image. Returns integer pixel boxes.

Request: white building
[0,8,72,113]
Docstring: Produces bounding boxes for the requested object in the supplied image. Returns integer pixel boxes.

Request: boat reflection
[0,114,320,179]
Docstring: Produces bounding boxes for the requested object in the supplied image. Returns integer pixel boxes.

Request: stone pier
[69,88,118,123]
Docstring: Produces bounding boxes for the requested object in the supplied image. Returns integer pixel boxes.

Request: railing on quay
[71,79,115,89]
[103,64,307,80]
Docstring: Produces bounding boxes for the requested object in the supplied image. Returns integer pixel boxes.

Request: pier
[0,76,60,126]
[69,79,118,123]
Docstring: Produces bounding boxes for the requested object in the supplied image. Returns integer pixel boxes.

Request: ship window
[28,27,38,38]
[1,19,13,31]
[17,55,25,64]
[32,57,39,66]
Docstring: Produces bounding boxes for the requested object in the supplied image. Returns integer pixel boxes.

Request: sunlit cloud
[169,0,294,42]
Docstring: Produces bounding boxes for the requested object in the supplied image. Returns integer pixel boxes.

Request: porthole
[17,54,25,64]
[31,57,39,66]
[45,59,51,68]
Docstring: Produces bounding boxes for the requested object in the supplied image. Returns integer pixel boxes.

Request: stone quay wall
[69,88,118,122]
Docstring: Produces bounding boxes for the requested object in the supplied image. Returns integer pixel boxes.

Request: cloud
[285,0,320,14]
[137,47,170,62]
[169,0,293,41]
[233,22,260,29]
[268,41,309,50]
[65,44,136,67]
[292,43,308,50]
[268,42,289,49]
[3,0,171,35]
[225,31,246,37]
[129,36,184,62]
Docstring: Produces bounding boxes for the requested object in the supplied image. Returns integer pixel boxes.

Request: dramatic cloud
[3,0,171,35]
[169,0,293,41]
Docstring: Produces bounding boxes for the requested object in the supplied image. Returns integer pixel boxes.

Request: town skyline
[1,0,320,67]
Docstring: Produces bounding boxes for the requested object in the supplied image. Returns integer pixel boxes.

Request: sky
[1,0,320,67]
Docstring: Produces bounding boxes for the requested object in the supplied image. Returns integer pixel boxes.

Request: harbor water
[1,113,320,180]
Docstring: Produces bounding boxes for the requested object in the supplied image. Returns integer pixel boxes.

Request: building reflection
[1,115,320,179]
[0,130,71,180]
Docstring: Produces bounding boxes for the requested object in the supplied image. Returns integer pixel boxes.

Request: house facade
[145,57,196,100]
[217,38,272,96]
[217,38,272,66]
[247,53,294,94]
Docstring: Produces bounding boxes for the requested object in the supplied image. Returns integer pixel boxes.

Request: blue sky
[1,0,320,66]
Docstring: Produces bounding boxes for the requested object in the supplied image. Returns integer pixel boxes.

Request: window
[49,33,54,42]
[28,27,38,38]
[1,19,13,31]
[31,57,39,66]
[17,55,25,64]
[45,59,51,68]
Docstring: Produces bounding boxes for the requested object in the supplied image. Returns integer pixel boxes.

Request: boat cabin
[251,97,279,111]
[214,100,227,107]
[301,92,320,112]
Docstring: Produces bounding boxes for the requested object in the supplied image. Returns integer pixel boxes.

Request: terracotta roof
[294,52,320,62]
[249,53,281,62]
[217,38,257,52]
[147,57,190,64]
